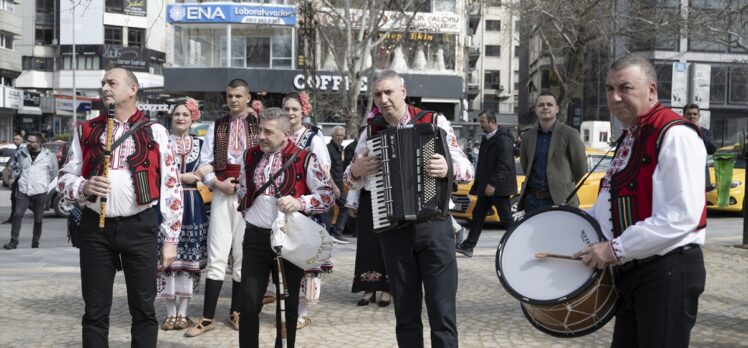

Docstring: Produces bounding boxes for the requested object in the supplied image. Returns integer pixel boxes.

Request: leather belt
[615,243,700,273]
[528,187,551,199]
[83,207,153,223]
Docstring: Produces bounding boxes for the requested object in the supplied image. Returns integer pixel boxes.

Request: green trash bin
[713,152,739,207]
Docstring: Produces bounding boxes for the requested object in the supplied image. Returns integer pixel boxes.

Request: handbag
[67,119,151,248]
[271,211,334,270]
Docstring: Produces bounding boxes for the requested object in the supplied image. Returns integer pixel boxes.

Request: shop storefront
[0,86,23,142]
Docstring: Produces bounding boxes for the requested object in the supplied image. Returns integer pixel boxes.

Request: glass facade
[174,25,294,69]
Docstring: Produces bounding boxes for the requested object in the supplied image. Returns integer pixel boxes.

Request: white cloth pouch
[271,212,334,270]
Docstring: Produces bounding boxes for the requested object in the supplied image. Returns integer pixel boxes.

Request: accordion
[366,123,454,232]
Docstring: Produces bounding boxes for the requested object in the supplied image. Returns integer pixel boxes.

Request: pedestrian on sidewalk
[2,132,25,225]
[3,132,57,250]
[157,99,209,332]
[456,110,517,257]
[57,67,183,347]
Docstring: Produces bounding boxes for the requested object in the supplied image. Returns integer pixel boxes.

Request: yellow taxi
[706,145,745,213]
[451,148,613,223]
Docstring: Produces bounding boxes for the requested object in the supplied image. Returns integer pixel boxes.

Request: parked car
[42,140,69,167]
[706,145,745,213]
[451,148,614,223]
[190,121,213,141]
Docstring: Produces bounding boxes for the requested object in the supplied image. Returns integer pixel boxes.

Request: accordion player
[366,122,454,232]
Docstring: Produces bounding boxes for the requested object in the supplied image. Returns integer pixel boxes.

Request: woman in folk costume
[267,91,333,329]
[157,98,209,330]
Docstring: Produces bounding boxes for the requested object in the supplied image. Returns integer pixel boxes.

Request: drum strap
[563,145,616,204]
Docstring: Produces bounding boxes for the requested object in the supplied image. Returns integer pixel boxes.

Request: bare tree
[305,0,429,135]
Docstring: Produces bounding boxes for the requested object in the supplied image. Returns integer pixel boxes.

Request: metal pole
[71,0,77,129]
[739,130,748,248]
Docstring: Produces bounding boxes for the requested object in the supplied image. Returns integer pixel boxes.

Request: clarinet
[98,104,115,228]
[274,246,288,348]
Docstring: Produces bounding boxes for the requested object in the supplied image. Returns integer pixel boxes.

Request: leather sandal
[184,318,215,337]
[160,316,177,331]
[296,316,311,329]
[173,315,192,330]
[230,311,240,330]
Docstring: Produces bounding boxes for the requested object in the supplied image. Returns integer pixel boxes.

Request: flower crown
[183,97,201,121]
[298,92,313,116]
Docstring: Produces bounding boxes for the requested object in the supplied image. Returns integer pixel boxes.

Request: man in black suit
[456,111,517,257]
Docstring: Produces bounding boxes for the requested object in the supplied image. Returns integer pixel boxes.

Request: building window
[128,28,145,48]
[484,70,500,90]
[105,0,124,14]
[485,45,501,57]
[485,20,501,31]
[514,45,519,57]
[22,56,54,71]
[62,55,100,70]
[514,70,519,91]
[105,26,123,46]
[655,62,672,101]
[1,0,14,12]
[729,65,748,103]
[711,64,727,104]
[0,31,14,50]
[35,28,54,45]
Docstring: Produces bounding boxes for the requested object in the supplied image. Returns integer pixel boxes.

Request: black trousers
[9,192,46,246]
[239,223,304,348]
[78,208,158,348]
[378,218,459,348]
[461,194,512,249]
[5,179,18,220]
[612,246,706,348]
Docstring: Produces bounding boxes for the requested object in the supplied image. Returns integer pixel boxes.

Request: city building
[163,0,468,122]
[12,0,168,140]
[519,0,747,146]
[0,0,22,141]
[465,1,520,125]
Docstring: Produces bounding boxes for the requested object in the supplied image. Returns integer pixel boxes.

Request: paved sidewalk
[1,234,746,347]
[0,188,746,347]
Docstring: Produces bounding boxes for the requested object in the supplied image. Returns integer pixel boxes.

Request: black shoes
[31,243,39,249]
[3,243,18,250]
[455,244,473,258]
[1,219,10,225]
[357,292,375,306]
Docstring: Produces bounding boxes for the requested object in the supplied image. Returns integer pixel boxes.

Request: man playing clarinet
[58,67,183,347]
[345,70,473,348]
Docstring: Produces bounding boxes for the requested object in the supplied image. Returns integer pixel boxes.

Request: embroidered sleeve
[237,149,247,202]
[436,114,474,183]
[57,127,90,202]
[343,130,369,190]
[154,124,184,244]
[199,122,217,188]
[300,153,335,214]
[309,134,331,173]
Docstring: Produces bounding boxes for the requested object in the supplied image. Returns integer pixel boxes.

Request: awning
[421,98,460,104]
[18,106,42,115]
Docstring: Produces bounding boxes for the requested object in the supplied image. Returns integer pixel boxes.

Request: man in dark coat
[456,111,517,257]
[683,104,718,190]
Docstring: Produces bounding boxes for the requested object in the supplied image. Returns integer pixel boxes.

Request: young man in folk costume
[345,69,474,348]
[575,54,707,347]
[58,67,183,347]
[237,108,334,348]
[186,78,260,336]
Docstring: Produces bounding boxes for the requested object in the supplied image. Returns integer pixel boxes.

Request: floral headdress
[251,100,264,119]
[183,97,201,121]
[298,92,313,116]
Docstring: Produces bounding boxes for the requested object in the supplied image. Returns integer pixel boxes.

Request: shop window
[729,65,748,104]
[655,62,672,101]
[711,65,727,104]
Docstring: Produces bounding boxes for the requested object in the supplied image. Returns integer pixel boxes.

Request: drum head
[496,206,605,304]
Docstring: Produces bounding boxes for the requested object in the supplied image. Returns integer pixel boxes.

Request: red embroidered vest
[609,103,707,237]
[238,141,312,212]
[79,110,161,205]
[366,105,437,137]
[213,114,259,172]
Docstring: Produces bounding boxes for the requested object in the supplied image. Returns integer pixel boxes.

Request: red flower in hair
[184,98,201,121]
[298,92,313,116]
[251,100,264,120]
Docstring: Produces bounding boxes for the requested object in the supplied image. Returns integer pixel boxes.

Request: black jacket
[700,127,717,155]
[470,127,518,197]
[327,141,346,189]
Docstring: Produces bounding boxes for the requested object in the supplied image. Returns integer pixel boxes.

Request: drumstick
[535,252,581,261]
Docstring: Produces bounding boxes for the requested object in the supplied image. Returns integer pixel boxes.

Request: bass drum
[495,205,618,337]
